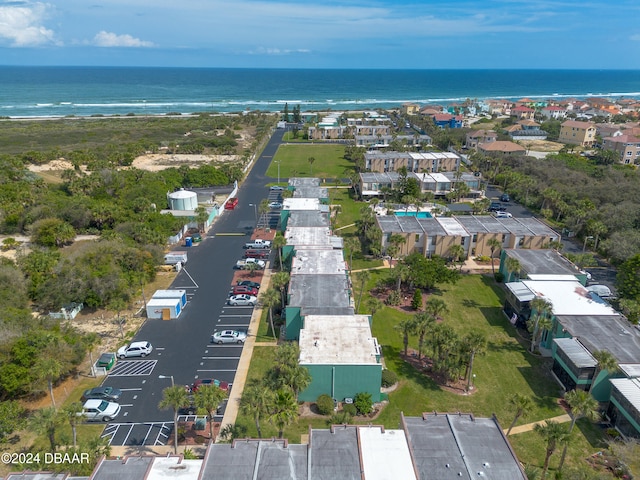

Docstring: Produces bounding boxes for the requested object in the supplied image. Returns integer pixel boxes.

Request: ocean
[1,66,639,118]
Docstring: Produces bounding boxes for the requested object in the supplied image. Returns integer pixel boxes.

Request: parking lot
[93,128,286,446]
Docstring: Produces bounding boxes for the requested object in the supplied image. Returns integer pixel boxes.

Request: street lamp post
[158,374,174,387]
[582,236,594,253]
[248,203,258,223]
[276,160,281,185]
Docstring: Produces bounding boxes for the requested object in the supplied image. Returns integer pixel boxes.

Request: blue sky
[1,0,639,69]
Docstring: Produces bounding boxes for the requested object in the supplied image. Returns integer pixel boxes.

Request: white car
[117,341,153,359]
[269,186,285,191]
[211,329,248,344]
[494,211,513,218]
[79,399,121,422]
[268,201,283,209]
[227,294,257,306]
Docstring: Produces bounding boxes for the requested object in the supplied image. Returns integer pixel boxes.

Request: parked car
[190,232,202,243]
[586,284,613,298]
[191,378,230,393]
[224,197,239,210]
[79,399,121,422]
[269,186,285,191]
[244,249,270,259]
[236,280,260,290]
[117,341,153,359]
[268,201,283,209]
[227,294,257,306]
[488,202,506,212]
[230,285,258,296]
[82,386,122,403]
[494,211,513,218]
[211,329,247,344]
[96,352,116,370]
[500,193,511,202]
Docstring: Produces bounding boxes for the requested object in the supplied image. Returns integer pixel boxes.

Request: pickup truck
[244,239,272,249]
[234,258,266,270]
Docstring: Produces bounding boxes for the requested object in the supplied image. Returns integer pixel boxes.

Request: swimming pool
[394,211,433,218]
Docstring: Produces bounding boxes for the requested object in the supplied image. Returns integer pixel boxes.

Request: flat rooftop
[293,186,329,199]
[288,274,351,310]
[309,427,361,479]
[299,315,380,365]
[520,280,618,317]
[359,427,417,480]
[291,249,347,275]
[285,210,330,228]
[91,456,154,480]
[147,457,202,480]
[285,226,334,247]
[283,197,320,211]
[403,413,526,480]
[505,249,581,276]
[556,314,640,364]
[436,216,469,236]
[610,378,640,416]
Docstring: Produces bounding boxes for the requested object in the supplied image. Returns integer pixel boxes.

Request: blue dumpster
[185,236,192,247]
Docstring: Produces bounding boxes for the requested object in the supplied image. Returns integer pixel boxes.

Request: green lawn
[268,144,352,179]
[238,273,611,475]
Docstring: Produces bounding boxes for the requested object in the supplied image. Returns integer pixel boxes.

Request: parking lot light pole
[248,203,258,222]
[158,375,174,387]
[582,235,594,253]
[276,160,281,185]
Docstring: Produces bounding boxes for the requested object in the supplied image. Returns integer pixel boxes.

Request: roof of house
[479,141,526,153]
[299,314,380,365]
[503,249,580,277]
[561,120,596,129]
[288,274,351,311]
[403,413,526,480]
[285,210,330,228]
[520,280,618,317]
[610,378,640,415]
[289,177,321,187]
[290,249,347,276]
[293,186,329,199]
[512,105,535,112]
[553,337,597,369]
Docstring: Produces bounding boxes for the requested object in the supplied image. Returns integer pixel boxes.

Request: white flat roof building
[359,427,417,480]
[299,315,380,365]
[436,216,470,236]
[285,226,334,247]
[520,280,618,316]
[283,197,320,211]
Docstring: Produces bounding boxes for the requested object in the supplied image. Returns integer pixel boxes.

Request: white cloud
[0,2,57,46]
[248,46,311,56]
[92,30,153,47]
[631,34,640,41]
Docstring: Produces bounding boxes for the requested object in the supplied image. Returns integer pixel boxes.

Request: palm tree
[35,355,63,408]
[268,388,299,438]
[259,288,280,339]
[506,393,534,435]
[271,271,290,310]
[271,234,287,271]
[343,236,360,272]
[534,420,569,480]
[28,406,63,451]
[528,297,554,353]
[413,312,435,360]
[505,257,521,282]
[307,156,315,175]
[365,297,383,322]
[83,332,100,377]
[386,233,406,264]
[448,244,465,271]
[159,385,191,453]
[194,384,228,440]
[592,349,618,386]
[355,270,370,312]
[395,318,415,356]
[463,331,487,392]
[392,262,411,294]
[424,297,448,321]
[557,390,600,470]
[487,237,502,276]
[240,382,272,438]
[61,402,85,448]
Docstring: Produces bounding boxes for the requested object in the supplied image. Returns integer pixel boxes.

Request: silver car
[211,329,247,344]
[227,294,257,306]
[79,399,121,422]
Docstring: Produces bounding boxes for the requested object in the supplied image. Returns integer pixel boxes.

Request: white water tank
[167,188,198,211]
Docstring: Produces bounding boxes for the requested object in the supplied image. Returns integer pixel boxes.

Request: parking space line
[202,356,241,360]
[219,314,253,317]
[120,424,135,445]
[196,369,238,372]
[119,388,142,391]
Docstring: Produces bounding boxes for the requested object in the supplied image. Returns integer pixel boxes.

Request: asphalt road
[100,127,286,446]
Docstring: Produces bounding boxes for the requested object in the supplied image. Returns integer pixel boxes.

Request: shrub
[328,410,352,426]
[494,272,504,283]
[386,290,401,306]
[475,255,491,263]
[411,289,423,310]
[316,394,334,415]
[342,403,357,416]
[354,392,373,416]
[381,369,398,388]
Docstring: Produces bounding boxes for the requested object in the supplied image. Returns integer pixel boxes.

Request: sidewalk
[505,413,572,435]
